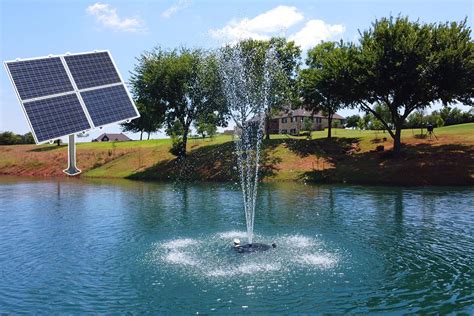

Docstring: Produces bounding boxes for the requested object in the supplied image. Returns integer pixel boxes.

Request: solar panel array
[4,51,139,143]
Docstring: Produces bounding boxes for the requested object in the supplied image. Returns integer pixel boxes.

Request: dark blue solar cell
[23,93,91,143]
[64,52,122,89]
[5,57,74,100]
[80,85,138,127]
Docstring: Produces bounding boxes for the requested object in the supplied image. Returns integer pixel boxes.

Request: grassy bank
[1,123,473,185]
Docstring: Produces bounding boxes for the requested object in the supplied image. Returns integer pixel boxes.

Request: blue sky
[1,0,472,140]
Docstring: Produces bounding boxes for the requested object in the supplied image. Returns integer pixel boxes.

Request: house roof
[248,108,345,122]
[272,108,345,120]
[94,133,131,141]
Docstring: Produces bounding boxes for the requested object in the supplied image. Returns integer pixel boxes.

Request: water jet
[219,43,284,247]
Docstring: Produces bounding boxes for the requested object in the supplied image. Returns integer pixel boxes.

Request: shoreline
[1,124,473,187]
[1,172,472,187]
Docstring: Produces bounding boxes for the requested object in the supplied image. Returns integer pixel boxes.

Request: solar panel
[4,50,139,144]
[5,57,74,100]
[23,94,92,143]
[80,84,138,127]
[64,52,122,89]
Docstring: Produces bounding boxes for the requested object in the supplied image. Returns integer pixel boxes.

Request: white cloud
[210,5,304,42]
[161,0,191,19]
[86,3,146,33]
[290,19,345,50]
[209,6,345,50]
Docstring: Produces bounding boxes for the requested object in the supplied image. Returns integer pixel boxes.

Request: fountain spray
[219,44,282,245]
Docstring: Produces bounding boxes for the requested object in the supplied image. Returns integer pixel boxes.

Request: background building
[268,109,345,135]
[92,133,131,142]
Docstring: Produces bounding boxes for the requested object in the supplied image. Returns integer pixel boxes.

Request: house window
[290,117,294,123]
[281,118,287,123]
[315,117,322,124]
[281,129,287,134]
[290,129,296,135]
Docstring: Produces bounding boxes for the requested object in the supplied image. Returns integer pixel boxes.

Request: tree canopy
[299,41,355,138]
[131,47,228,158]
[120,101,162,140]
[350,16,473,153]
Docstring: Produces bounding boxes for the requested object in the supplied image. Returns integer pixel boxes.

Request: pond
[0,177,473,313]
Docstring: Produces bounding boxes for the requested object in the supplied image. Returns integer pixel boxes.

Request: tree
[362,113,374,130]
[299,41,354,138]
[0,132,21,145]
[345,115,361,128]
[356,118,365,131]
[350,16,473,154]
[302,117,313,132]
[238,38,302,139]
[132,47,228,158]
[301,117,313,139]
[439,106,473,125]
[426,112,444,127]
[0,131,36,145]
[407,110,426,130]
[194,115,218,139]
[21,132,35,144]
[120,102,162,140]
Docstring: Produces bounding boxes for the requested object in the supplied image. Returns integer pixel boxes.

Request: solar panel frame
[3,50,140,144]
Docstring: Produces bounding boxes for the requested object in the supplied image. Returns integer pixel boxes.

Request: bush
[170,138,184,156]
[166,120,185,157]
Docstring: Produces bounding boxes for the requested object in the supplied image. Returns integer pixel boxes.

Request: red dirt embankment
[0,144,131,177]
[1,127,473,185]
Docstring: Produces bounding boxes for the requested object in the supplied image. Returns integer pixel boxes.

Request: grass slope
[0,123,473,185]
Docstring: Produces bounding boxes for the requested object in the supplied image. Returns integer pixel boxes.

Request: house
[92,133,132,142]
[267,108,345,135]
[222,129,235,136]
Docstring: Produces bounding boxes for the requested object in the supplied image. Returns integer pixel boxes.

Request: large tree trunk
[140,131,143,141]
[147,132,151,140]
[327,114,333,139]
[393,125,402,154]
[179,125,189,159]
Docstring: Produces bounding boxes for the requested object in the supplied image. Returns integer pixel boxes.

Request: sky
[0,0,472,141]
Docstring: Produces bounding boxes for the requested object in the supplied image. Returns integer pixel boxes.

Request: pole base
[63,167,81,176]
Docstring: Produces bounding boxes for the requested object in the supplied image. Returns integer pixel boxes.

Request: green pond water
[0,177,473,314]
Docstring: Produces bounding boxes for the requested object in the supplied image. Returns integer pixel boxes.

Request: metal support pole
[63,134,81,176]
